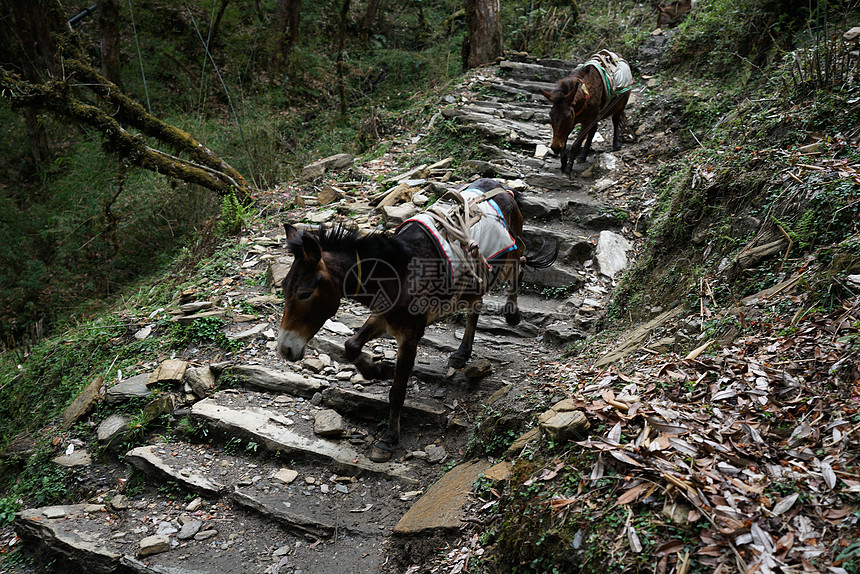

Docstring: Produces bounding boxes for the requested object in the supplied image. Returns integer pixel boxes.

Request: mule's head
[277,225,342,361]
[541,85,579,155]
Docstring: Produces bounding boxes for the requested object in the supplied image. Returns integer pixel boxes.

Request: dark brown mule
[277,178,557,462]
[541,56,632,176]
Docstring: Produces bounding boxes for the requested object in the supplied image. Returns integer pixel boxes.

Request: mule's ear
[540,89,553,102]
[284,224,301,243]
[301,233,322,264]
[565,83,579,103]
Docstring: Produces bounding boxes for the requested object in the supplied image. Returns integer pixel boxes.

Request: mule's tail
[523,238,559,269]
[509,189,560,269]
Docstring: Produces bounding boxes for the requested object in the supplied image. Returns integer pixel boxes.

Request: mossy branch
[0,62,251,200]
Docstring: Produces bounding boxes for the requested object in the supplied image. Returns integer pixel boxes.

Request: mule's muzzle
[550,144,564,156]
[277,329,307,361]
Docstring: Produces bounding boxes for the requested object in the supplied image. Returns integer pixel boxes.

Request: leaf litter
[450,288,860,573]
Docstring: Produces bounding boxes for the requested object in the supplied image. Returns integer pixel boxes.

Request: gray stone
[147,360,188,386]
[61,375,104,429]
[517,195,562,219]
[539,410,590,442]
[43,507,66,519]
[299,153,354,180]
[126,446,225,495]
[110,494,129,511]
[524,173,582,192]
[394,461,491,534]
[194,529,218,541]
[227,323,267,341]
[105,374,151,404]
[179,301,213,314]
[309,209,336,224]
[177,520,202,540]
[464,359,493,379]
[184,366,216,398]
[266,256,293,291]
[229,365,323,397]
[313,409,346,438]
[156,521,178,536]
[190,395,416,483]
[595,230,633,279]
[138,534,170,557]
[15,505,121,573]
[425,445,447,464]
[52,449,92,467]
[97,414,130,445]
[381,203,419,226]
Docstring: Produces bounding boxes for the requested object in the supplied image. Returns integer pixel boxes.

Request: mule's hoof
[505,310,522,326]
[370,443,393,462]
[447,354,467,369]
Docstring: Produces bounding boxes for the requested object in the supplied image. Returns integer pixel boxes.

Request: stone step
[15,495,386,574]
[189,391,418,483]
[440,107,546,148]
[124,441,417,541]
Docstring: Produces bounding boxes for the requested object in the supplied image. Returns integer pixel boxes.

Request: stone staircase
[12,54,646,573]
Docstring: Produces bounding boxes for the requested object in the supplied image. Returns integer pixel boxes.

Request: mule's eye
[297,289,314,301]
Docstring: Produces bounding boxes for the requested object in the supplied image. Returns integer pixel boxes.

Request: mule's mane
[549,65,597,101]
[292,224,409,262]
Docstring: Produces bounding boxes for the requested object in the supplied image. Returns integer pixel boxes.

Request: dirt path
[7,52,684,574]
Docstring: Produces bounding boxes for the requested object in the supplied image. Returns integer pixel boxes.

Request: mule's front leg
[448,299,482,369]
[345,313,394,380]
[370,336,419,462]
[579,125,599,161]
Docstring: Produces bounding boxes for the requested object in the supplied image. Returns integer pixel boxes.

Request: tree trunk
[359,0,380,41]
[270,0,301,73]
[208,0,231,48]
[336,0,351,119]
[99,0,123,89]
[1,0,68,165]
[463,0,502,69]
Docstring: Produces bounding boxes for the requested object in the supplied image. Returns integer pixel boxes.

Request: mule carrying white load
[400,187,516,292]
[581,50,634,110]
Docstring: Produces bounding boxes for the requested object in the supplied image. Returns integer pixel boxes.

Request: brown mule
[541,52,632,176]
[277,178,557,461]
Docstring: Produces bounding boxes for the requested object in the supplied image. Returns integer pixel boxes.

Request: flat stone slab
[126,446,226,495]
[228,364,324,397]
[190,394,417,483]
[61,375,104,429]
[320,387,447,423]
[394,460,492,534]
[15,505,121,574]
[105,374,151,404]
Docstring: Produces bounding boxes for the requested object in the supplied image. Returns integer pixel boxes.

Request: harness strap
[574,77,590,116]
